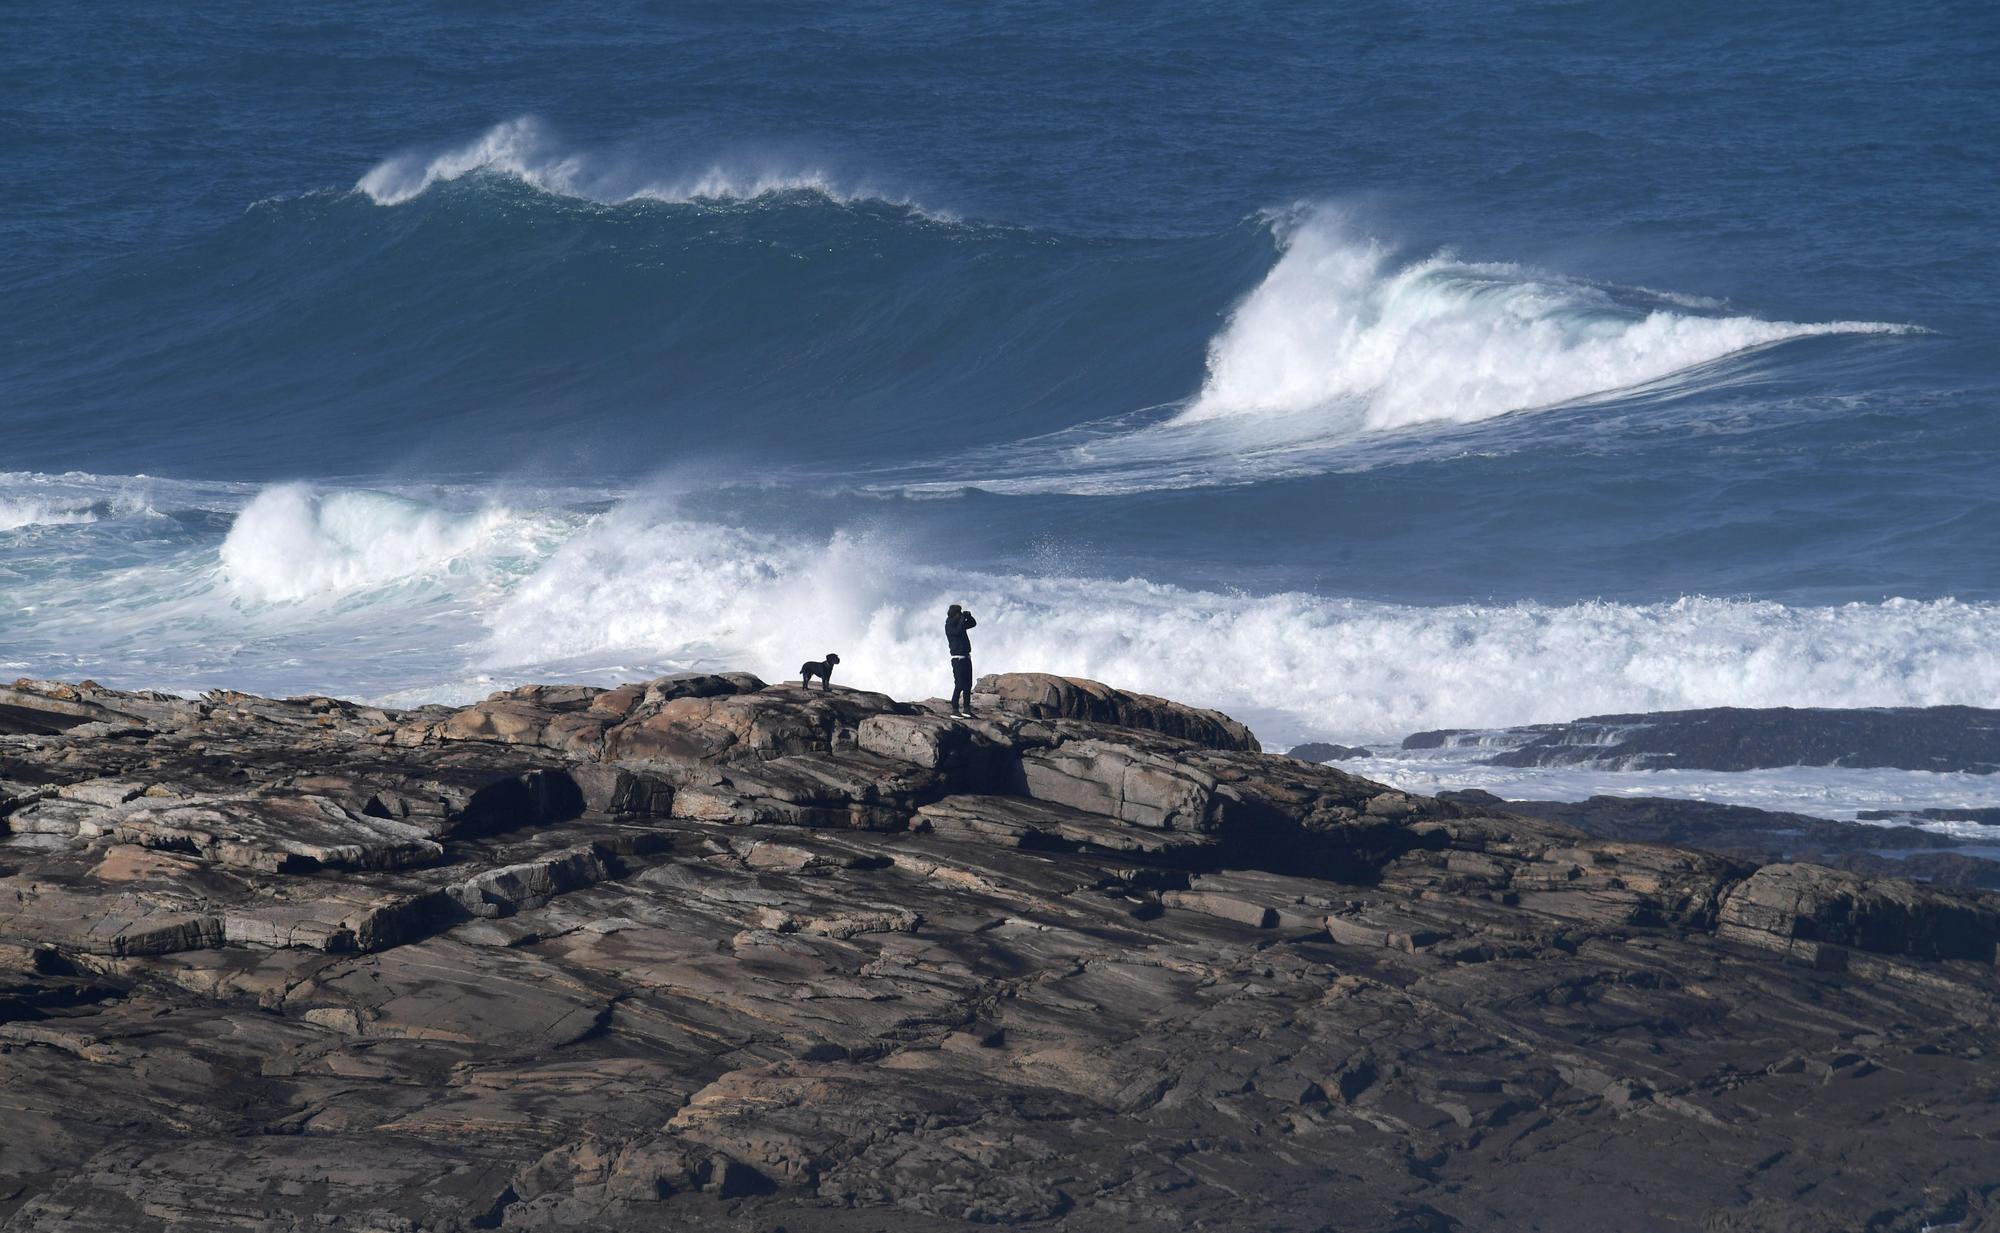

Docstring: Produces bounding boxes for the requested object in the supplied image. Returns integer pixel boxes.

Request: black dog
[799,653,841,691]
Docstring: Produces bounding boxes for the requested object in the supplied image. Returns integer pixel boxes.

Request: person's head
[948,603,962,617]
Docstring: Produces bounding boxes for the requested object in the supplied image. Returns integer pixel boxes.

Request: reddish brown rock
[974,671,1260,751]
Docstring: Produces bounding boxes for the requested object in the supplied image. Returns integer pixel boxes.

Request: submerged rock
[0,672,1995,1232]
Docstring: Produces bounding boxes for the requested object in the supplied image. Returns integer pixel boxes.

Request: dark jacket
[945,611,976,656]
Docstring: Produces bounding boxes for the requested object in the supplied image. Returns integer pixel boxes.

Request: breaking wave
[1179,209,1920,432]
[848,211,1927,496]
[356,115,940,214]
[217,484,564,604]
[7,478,1996,744]
[482,506,2000,745]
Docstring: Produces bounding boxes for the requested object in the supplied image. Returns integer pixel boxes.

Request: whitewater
[5,473,1998,758]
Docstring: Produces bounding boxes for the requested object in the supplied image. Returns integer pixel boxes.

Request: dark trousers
[950,656,973,712]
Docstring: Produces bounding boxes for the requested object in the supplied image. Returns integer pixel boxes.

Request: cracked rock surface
[2,673,1997,1232]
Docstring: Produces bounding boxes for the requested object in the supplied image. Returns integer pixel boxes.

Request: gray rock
[1718,862,2000,964]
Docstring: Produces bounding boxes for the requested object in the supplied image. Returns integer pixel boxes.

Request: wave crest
[1180,210,1919,431]
[356,116,940,214]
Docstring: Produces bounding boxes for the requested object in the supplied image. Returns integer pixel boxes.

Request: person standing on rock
[946,603,978,717]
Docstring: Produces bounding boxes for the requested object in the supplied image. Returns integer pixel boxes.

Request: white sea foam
[481,507,2000,748]
[0,498,97,531]
[357,115,939,214]
[1178,209,1918,432]
[13,479,1998,787]
[0,469,193,530]
[217,483,551,604]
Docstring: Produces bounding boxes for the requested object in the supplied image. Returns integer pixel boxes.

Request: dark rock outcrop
[1718,862,2000,964]
[1409,705,2000,773]
[1286,740,1372,762]
[1,673,1996,1232]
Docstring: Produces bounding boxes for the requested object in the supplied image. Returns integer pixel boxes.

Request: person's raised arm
[962,612,976,629]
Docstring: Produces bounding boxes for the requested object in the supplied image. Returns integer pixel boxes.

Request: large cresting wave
[1178,209,1919,432]
[859,209,1925,496]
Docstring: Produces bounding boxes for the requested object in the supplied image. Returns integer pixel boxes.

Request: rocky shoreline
[3,673,1998,1231]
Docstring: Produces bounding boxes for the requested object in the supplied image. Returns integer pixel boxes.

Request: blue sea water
[2,0,1997,760]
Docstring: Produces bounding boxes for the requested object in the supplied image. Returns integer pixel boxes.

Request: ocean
[3,0,1996,819]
